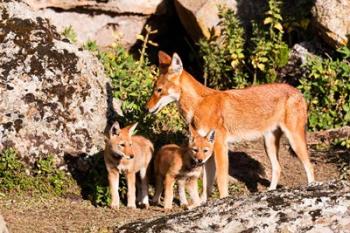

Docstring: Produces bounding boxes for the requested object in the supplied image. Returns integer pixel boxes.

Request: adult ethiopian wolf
[146,51,315,200]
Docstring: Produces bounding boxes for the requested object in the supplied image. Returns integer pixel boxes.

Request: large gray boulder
[116,181,350,233]
[0,0,111,162]
[23,0,166,48]
[312,0,350,48]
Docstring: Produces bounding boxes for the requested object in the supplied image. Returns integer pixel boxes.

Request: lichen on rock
[0,0,110,163]
[116,180,350,233]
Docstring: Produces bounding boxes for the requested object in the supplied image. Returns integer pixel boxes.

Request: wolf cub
[104,122,153,209]
[153,127,215,209]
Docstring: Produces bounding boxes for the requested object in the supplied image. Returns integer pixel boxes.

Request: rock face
[174,0,236,41]
[23,0,166,48]
[174,0,267,41]
[278,42,315,85]
[312,0,350,48]
[116,181,350,233]
[0,0,110,161]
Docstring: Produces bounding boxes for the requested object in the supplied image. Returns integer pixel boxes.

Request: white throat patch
[149,89,180,114]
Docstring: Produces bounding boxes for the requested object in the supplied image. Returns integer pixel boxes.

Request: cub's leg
[139,167,149,208]
[108,170,120,209]
[163,174,176,209]
[126,172,136,208]
[187,177,201,209]
[177,179,188,206]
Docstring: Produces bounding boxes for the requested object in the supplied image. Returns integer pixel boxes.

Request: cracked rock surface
[116,180,350,233]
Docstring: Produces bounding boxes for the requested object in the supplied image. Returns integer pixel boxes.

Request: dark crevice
[45,6,153,17]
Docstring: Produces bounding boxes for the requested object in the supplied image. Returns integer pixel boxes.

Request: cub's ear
[110,121,120,137]
[189,124,195,135]
[169,53,183,75]
[188,125,196,144]
[128,122,138,137]
[158,51,172,65]
[206,129,215,143]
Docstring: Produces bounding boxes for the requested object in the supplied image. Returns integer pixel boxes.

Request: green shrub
[249,0,289,83]
[199,0,288,89]
[99,43,156,126]
[62,25,77,44]
[332,138,350,149]
[199,7,247,89]
[298,49,350,131]
[0,148,74,196]
[86,25,186,139]
[78,154,113,207]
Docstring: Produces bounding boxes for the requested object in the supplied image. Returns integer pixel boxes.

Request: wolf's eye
[192,148,198,153]
[119,143,125,147]
[156,88,162,93]
[203,149,209,153]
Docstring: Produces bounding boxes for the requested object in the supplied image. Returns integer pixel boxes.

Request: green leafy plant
[0,148,27,192]
[199,7,247,89]
[83,40,99,53]
[78,155,112,207]
[249,0,289,83]
[87,24,186,137]
[332,138,350,149]
[199,0,289,88]
[62,25,77,44]
[298,51,350,131]
[0,148,74,196]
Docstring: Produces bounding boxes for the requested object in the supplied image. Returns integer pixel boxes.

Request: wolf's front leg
[126,172,136,208]
[214,137,229,198]
[201,155,216,202]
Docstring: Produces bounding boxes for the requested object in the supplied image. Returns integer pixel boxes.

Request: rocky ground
[116,180,350,233]
[0,138,347,233]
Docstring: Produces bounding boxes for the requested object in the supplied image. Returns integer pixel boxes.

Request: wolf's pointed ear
[158,51,172,65]
[169,53,183,75]
[128,123,138,137]
[110,121,120,137]
[206,129,215,143]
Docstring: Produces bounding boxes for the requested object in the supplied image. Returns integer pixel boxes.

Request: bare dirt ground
[0,137,344,233]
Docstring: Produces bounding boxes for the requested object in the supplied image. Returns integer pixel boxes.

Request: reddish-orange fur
[104,122,153,209]
[153,128,215,209]
[147,51,315,200]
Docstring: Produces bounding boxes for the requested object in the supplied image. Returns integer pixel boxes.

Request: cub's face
[189,128,215,166]
[108,122,138,160]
